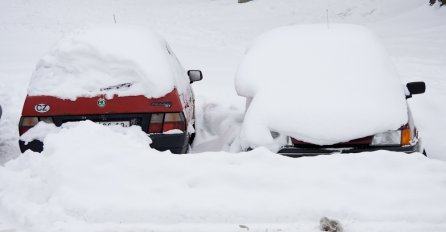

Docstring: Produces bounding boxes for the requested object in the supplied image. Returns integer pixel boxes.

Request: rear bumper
[278,143,422,157]
[19,133,190,154]
[149,133,189,154]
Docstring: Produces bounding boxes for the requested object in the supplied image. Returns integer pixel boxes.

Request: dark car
[235,24,426,157]
[278,82,425,157]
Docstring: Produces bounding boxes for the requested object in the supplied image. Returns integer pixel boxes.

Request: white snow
[1,0,446,231]
[27,24,189,100]
[19,121,60,144]
[163,129,184,134]
[1,122,446,232]
[192,102,244,153]
[235,24,408,149]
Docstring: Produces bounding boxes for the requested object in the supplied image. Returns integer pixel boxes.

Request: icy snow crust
[1,122,446,232]
[28,24,189,100]
[236,24,408,149]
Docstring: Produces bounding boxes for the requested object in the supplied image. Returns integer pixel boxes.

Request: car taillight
[163,113,186,133]
[19,116,55,135]
[148,113,163,133]
[39,117,54,124]
[147,113,186,134]
[19,117,39,135]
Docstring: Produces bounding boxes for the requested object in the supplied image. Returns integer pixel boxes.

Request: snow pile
[19,121,60,144]
[235,24,409,150]
[192,102,244,153]
[28,24,189,100]
[1,121,446,231]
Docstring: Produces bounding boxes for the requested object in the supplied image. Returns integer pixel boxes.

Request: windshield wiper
[100,83,133,91]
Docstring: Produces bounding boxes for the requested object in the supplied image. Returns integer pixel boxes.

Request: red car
[19,73,202,154]
[19,25,202,154]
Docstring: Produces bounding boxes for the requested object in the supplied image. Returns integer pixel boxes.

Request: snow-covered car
[18,25,202,154]
[235,24,425,156]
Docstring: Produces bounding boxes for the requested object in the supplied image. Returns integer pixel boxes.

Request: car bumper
[278,143,422,157]
[149,133,189,154]
[19,133,190,154]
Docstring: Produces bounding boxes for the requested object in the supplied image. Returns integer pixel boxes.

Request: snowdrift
[1,122,446,232]
[235,24,408,150]
[27,24,189,100]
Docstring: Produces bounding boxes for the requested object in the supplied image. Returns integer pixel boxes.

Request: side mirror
[188,70,203,84]
[406,82,425,98]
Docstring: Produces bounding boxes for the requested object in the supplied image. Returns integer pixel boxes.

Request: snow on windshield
[27,24,188,100]
[235,24,408,149]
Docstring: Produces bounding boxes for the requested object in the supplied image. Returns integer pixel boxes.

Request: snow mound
[1,121,446,231]
[27,24,188,100]
[19,121,60,144]
[235,24,408,149]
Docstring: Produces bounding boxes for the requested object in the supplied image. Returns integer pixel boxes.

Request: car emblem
[151,102,172,108]
[34,104,50,113]
[97,98,106,107]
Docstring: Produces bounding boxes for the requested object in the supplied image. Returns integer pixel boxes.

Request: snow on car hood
[27,24,188,100]
[235,24,408,149]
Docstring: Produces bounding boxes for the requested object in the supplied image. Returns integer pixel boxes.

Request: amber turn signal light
[401,128,411,145]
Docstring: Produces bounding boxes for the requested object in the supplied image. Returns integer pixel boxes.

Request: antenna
[326,9,329,29]
[113,13,117,24]
[326,0,330,29]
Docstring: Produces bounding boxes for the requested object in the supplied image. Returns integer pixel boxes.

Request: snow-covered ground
[0,0,445,231]
[2,121,446,232]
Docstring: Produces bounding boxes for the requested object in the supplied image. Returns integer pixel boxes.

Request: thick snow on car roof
[235,24,408,149]
[27,24,188,100]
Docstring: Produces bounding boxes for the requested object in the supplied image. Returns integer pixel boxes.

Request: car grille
[291,136,373,148]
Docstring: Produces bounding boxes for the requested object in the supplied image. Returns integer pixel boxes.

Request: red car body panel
[19,88,195,154]
[21,90,184,116]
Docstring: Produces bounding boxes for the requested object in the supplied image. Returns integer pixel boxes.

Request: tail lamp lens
[147,113,186,134]
[19,117,55,135]
[19,117,39,135]
[39,117,54,124]
[163,113,186,133]
[21,117,39,126]
[148,113,163,133]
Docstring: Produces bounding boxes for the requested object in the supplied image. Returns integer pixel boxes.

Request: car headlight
[371,128,411,146]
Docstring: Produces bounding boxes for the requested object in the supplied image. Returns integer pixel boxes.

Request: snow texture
[236,24,409,149]
[320,217,343,232]
[1,0,446,231]
[27,24,189,100]
[1,122,446,232]
[19,121,60,144]
[163,129,184,134]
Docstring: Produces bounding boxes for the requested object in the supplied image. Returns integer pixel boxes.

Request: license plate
[97,121,130,127]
